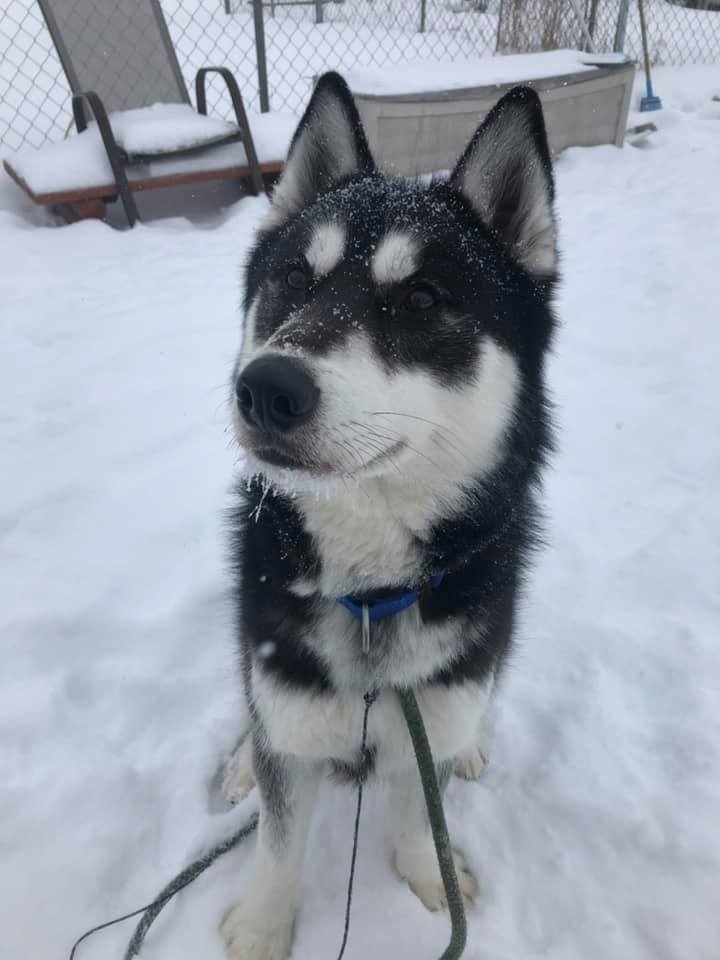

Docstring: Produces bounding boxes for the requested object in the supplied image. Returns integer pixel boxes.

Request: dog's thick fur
[221,73,557,959]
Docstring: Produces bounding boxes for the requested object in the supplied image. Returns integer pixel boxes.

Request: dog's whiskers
[363,410,470,463]
[342,424,462,503]
[357,413,470,466]
[343,424,405,478]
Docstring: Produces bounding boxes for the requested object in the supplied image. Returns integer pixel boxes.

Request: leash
[68,579,467,960]
[123,814,260,960]
[397,688,467,960]
[68,814,260,960]
[67,688,466,960]
[335,689,377,960]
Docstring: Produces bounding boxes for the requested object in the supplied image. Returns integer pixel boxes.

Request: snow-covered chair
[3,0,287,225]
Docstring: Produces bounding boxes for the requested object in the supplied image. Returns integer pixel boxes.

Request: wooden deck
[4,157,284,222]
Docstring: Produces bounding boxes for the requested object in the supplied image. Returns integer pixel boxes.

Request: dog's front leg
[390,761,479,913]
[220,735,321,960]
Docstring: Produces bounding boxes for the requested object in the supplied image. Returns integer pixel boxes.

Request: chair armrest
[70,91,139,226]
[194,67,264,195]
[72,90,116,142]
[195,67,246,126]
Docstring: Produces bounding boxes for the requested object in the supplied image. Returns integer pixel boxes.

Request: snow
[580,52,631,66]
[99,103,238,156]
[346,49,598,96]
[1,65,720,960]
[5,110,296,197]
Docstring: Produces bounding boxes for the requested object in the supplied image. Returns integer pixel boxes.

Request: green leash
[123,813,260,960]
[397,688,467,960]
[68,689,467,960]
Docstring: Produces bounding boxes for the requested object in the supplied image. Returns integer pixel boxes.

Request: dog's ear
[267,73,375,227]
[450,86,556,277]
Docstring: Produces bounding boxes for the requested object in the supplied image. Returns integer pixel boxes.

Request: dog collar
[337,571,445,653]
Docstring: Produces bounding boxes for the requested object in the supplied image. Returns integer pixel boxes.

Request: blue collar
[337,571,445,623]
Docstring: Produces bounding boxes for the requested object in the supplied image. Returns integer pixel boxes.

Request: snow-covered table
[346,50,635,176]
[3,105,297,223]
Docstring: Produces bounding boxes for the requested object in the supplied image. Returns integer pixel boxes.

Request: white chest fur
[251,666,491,774]
[296,474,451,597]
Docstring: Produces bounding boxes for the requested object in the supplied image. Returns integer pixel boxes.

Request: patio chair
[3,0,272,226]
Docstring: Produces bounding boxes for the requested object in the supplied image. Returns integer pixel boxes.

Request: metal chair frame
[38,0,264,226]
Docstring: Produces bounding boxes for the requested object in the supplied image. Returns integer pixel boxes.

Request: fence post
[252,0,270,113]
[419,0,426,33]
[314,0,324,23]
[613,0,631,52]
[223,0,231,13]
[587,0,599,43]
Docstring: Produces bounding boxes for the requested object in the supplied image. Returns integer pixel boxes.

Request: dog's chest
[309,598,465,690]
[297,481,430,595]
[252,666,491,771]
[245,480,493,768]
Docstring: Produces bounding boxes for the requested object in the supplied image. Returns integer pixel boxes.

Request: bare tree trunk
[497,0,584,53]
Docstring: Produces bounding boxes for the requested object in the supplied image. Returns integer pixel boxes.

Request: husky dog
[221,73,557,959]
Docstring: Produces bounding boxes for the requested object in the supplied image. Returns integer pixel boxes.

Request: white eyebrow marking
[371,231,420,286]
[305,221,346,277]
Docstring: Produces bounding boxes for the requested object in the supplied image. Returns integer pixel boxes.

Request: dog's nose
[237,356,319,432]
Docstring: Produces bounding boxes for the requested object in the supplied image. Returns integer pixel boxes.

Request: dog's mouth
[246,438,406,478]
[253,445,319,472]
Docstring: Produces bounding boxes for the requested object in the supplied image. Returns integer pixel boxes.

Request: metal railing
[2,0,720,153]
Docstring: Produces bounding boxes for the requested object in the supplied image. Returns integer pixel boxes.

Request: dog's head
[233,73,556,495]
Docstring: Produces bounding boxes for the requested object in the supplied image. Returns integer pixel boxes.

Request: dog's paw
[454,745,488,781]
[222,736,256,805]
[220,902,294,960]
[395,843,479,913]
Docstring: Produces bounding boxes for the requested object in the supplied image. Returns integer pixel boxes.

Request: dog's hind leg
[220,735,321,960]
[222,733,256,804]
[390,761,479,912]
[455,671,495,780]
[454,721,490,781]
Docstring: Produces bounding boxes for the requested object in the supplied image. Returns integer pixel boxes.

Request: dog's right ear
[266,73,375,228]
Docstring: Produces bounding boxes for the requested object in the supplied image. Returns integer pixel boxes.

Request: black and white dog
[221,73,557,959]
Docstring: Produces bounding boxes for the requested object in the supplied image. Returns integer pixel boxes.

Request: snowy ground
[1,67,720,960]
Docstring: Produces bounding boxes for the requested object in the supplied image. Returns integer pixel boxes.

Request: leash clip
[361,604,371,655]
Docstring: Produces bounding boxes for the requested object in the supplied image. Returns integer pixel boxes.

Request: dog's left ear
[450,86,556,277]
[267,72,375,228]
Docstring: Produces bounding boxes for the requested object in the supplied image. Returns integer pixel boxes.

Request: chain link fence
[497,0,720,63]
[2,0,720,154]
[231,0,500,114]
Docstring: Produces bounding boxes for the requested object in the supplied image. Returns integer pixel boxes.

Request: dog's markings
[371,231,420,286]
[289,337,520,589]
[252,729,293,847]
[288,577,317,598]
[305,221,346,277]
[240,293,260,356]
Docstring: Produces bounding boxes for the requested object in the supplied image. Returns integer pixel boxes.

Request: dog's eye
[287,267,309,291]
[405,284,436,312]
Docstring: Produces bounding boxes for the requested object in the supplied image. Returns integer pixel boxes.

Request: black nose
[237,356,319,432]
